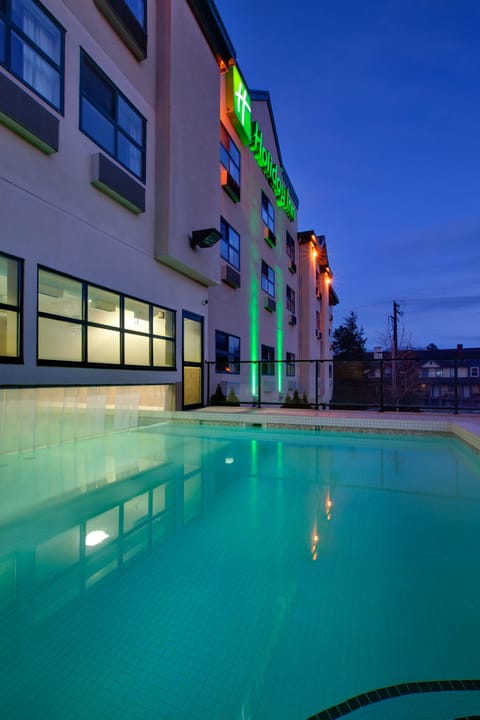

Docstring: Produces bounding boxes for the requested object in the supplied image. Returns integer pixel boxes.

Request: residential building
[364,345,480,410]
[297,232,339,406]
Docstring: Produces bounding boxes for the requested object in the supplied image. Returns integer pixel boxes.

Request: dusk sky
[215,0,480,350]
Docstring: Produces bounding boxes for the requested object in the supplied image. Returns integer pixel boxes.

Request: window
[261,192,275,233]
[220,124,240,186]
[220,217,240,270]
[286,351,295,377]
[261,344,274,376]
[215,330,240,374]
[80,51,146,180]
[124,0,145,28]
[261,261,275,298]
[286,285,295,313]
[0,251,22,360]
[286,232,295,262]
[471,366,479,378]
[37,268,175,367]
[435,368,443,378]
[0,0,64,110]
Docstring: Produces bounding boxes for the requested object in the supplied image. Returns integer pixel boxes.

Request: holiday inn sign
[225,66,297,222]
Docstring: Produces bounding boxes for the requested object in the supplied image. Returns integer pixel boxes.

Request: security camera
[202,299,208,305]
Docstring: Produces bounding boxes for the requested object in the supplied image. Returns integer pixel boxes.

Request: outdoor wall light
[190,228,222,249]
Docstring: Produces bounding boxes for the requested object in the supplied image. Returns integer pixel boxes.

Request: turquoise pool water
[0,423,479,719]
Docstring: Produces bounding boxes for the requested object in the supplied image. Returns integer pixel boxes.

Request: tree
[332,311,367,359]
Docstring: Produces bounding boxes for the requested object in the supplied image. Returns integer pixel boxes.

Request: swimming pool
[0,423,479,719]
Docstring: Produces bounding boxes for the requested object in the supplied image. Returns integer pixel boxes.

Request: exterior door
[182,311,204,409]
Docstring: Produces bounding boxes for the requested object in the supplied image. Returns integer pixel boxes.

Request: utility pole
[390,301,402,407]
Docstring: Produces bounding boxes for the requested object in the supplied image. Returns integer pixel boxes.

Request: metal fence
[206,354,480,414]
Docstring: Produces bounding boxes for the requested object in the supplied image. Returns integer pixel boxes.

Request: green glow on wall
[276,265,284,394]
[249,269,259,398]
[224,68,296,223]
[225,66,252,146]
[249,121,296,222]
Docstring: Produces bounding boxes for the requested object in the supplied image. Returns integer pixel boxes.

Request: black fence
[206,354,480,414]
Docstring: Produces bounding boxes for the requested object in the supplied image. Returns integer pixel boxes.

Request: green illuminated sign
[250,123,296,222]
[225,66,252,146]
[225,68,296,223]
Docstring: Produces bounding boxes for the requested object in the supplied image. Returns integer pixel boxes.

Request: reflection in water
[0,425,479,720]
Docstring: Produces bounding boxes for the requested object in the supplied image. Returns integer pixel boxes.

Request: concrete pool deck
[166,407,480,453]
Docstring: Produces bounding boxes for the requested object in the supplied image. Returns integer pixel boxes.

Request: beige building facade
[0,0,337,412]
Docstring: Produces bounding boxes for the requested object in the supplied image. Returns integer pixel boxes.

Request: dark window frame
[37,266,175,369]
[286,285,295,313]
[261,343,275,376]
[215,329,240,374]
[286,232,295,262]
[0,0,65,112]
[220,124,241,185]
[261,191,275,234]
[0,249,23,363]
[93,0,147,60]
[220,217,240,270]
[261,260,275,298]
[79,49,146,181]
[286,351,296,377]
[123,0,146,29]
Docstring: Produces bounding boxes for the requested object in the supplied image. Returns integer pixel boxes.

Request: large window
[37,268,175,368]
[0,252,22,360]
[0,0,64,110]
[261,260,275,298]
[261,192,275,234]
[286,285,295,313]
[220,124,240,186]
[261,344,274,376]
[80,51,146,180]
[220,217,240,270]
[215,330,240,374]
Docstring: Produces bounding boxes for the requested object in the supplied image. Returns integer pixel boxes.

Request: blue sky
[214,0,480,349]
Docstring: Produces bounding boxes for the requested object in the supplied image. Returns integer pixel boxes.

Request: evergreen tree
[332,311,367,359]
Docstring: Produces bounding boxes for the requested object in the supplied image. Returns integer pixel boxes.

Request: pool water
[0,423,479,719]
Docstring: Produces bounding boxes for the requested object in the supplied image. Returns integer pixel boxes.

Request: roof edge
[250,89,299,209]
[186,0,236,67]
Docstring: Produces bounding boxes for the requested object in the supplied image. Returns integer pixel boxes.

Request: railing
[205,354,480,414]
[206,359,333,410]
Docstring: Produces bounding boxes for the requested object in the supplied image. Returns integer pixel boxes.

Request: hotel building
[0,0,337,418]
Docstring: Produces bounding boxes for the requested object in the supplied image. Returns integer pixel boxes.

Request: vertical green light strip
[275,265,284,394]
[249,273,259,397]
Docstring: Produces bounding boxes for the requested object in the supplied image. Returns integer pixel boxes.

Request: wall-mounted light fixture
[190,228,222,249]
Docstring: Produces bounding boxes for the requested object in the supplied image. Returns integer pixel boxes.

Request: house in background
[363,345,480,410]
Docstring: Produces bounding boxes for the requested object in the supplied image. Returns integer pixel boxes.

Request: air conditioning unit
[264,226,276,248]
[316,329,322,339]
[288,261,296,274]
[220,167,240,203]
[264,296,276,312]
[288,314,297,326]
[221,264,241,289]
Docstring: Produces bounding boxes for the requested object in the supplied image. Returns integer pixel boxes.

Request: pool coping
[162,408,480,452]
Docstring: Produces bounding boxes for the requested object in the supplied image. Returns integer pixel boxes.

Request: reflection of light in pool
[85,530,109,547]
[225,457,234,464]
